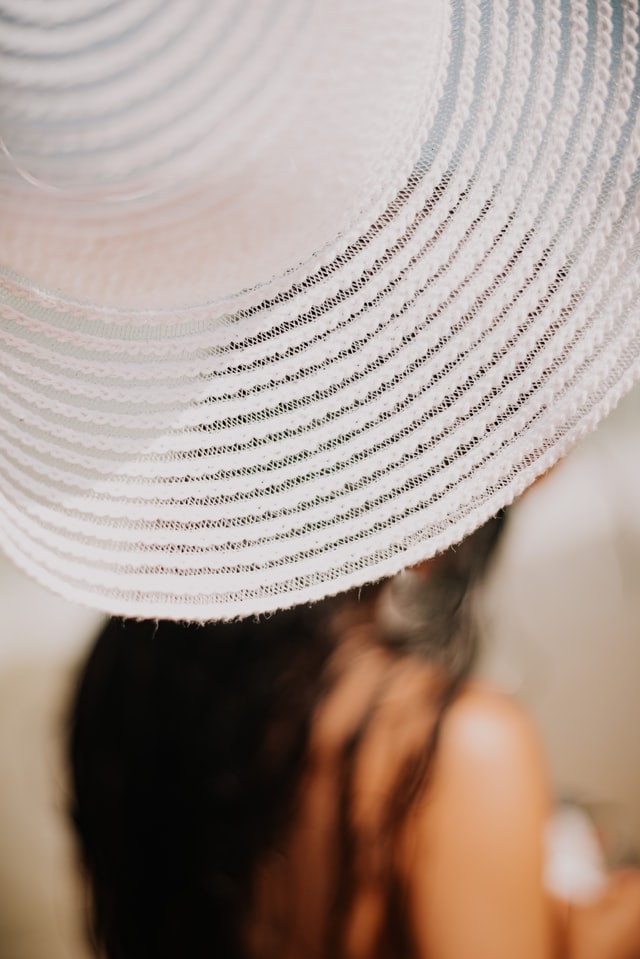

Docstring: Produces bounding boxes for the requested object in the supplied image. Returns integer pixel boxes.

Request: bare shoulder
[407,682,553,959]
[437,681,548,781]
[426,680,551,838]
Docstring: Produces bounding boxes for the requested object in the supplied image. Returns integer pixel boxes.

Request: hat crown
[0,1,305,197]
[0,0,448,308]
[0,0,447,207]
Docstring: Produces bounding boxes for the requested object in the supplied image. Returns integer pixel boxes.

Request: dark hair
[68,513,506,959]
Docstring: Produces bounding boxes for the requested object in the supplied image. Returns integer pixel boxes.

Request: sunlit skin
[249,635,640,959]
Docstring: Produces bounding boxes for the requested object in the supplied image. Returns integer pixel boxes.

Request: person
[68,514,640,959]
[1,2,640,957]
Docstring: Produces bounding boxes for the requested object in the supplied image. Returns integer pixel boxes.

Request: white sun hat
[1,0,639,621]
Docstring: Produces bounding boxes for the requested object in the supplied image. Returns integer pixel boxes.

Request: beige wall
[479,385,640,863]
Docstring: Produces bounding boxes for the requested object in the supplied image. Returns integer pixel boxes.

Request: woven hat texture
[1,0,639,621]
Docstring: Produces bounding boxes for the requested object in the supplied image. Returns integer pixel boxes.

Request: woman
[2,2,640,956]
[68,516,640,959]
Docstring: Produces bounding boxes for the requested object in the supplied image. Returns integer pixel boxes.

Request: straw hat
[1,0,639,621]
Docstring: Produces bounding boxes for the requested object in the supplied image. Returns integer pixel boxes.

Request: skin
[409,683,553,959]
[250,642,640,959]
[409,683,640,959]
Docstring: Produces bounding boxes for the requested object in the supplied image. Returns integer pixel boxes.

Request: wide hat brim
[1,0,639,621]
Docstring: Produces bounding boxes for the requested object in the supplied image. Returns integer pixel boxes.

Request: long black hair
[68,512,506,959]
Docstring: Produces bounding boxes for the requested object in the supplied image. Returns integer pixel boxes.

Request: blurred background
[0,385,638,959]
[478,381,640,864]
